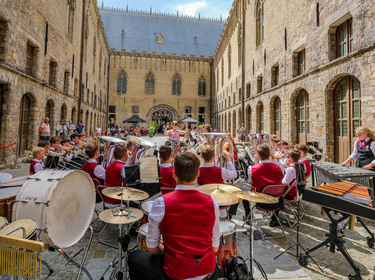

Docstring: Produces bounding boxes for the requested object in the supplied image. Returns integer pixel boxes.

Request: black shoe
[269,218,288,227]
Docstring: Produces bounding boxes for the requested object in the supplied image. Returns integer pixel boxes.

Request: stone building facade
[214,0,375,163]
[100,8,224,129]
[0,0,109,165]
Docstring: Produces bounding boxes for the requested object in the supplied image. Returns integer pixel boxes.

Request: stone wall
[0,0,109,165]
[214,0,375,162]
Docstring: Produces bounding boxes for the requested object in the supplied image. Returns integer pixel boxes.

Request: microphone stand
[273,163,323,273]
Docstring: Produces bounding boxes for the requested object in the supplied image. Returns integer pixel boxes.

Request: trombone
[48,150,83,169]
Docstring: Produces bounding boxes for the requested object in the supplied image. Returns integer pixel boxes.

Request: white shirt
[247,160,283,185]
[33,159,44,173]
[160,163,172,168]
[146,184,220,280]
[282,166,296,185]
[87,159,106,180]
[96,127,102,135]
[200,161,237,181]
[350,137,375,165]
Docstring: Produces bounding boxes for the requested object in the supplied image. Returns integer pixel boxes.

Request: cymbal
[236,191,279,204]
[99,207,144,224]
[196,184,242,206]
[102,187,149,201]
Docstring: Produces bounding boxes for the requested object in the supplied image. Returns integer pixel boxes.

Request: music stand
[45,155,59,169]
[274,163,323,273]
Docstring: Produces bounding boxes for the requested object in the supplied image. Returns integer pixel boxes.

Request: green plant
[148,121,158,134]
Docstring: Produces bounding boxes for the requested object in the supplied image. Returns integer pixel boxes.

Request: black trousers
[128,250,218,280]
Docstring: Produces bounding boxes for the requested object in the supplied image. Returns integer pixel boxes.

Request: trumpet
[78,140,89,147]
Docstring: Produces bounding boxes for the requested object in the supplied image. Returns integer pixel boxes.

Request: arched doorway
[270,96,281,139]
[228,111,231,135]
[246,105,252,134]
[19,94,31,156]
[147,105,177,133]
[71,107,77,124]
[232,110,236,137]
[256,101,264,133]
[45,100,54,125]
[334,76,361,163]
[60,104,67,122]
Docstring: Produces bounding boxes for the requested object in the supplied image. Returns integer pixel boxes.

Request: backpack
[227,256,251,280]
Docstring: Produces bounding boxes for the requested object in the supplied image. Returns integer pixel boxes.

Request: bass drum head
[47,170,95,248]
[13,170,95,248]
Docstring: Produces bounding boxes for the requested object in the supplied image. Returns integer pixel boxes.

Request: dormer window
[157,32,163,44]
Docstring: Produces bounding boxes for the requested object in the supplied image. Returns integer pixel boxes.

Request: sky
[100,0,232,20]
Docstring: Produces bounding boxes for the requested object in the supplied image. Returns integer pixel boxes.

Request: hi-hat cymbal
[236,191,279,204]
[99,207,144,224]
[196,184,242,206]
[102,187,149,201]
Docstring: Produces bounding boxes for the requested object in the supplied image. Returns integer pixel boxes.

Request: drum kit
[196,183,277,279]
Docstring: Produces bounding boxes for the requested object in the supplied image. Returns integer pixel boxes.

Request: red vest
[160,166,177,195]
[29,160,38,175]
[82,161,97,179]
[105,160,125,186]
[197,166,224,185]
[104,160,125,205]
[301,159,311,178]
[161,190,216,279]
[251,163,284,195]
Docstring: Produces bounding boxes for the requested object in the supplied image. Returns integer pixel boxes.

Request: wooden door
[296,91,310,144]
[19,95,30,156]
[334,77,361,163]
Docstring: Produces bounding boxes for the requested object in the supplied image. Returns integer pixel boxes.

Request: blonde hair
[201,144,215,161]
[32,147,45,158]
[356,126,375,140]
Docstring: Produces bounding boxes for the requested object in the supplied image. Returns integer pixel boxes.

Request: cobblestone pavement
[0,134,374,279]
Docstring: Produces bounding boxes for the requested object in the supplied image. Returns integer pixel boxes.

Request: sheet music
[140,157,159,183]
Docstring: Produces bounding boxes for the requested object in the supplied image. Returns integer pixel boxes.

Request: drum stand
[246,201,268,280]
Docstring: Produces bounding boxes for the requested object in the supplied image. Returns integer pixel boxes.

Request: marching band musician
[128,152,220,280]
[30,147,45,175]
[282,149,302,200]
[103,144,128,208]
[248,144,286,227]
[60,138,74,162]
[49,137,61,154]
[37,140,50,155]
[70,134,80,147]
[341,126,375,170]
[78,133,88,144]
[296,144,312,178]
[82,143,106,183]
[159,145,177,195]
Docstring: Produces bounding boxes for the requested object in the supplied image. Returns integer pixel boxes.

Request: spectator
[56,120,67,137]
[95,123,102,136]
[39,117,50,141]
[68,120,76,135]
[76,120,85,134]
[114,129,124,138]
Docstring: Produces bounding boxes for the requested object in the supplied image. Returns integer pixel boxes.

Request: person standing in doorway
[39,117,50,141]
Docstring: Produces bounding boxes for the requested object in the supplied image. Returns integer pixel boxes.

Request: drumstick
[136,229,148,236]
[0,177,28,188]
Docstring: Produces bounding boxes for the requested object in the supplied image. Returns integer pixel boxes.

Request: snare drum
[137,223,149,251]
[0,219,37,239]
[0,216,8,230]
[140,200,154,224]
[12,170,95,248]
[217,220,237,277]
[0,186,22,222]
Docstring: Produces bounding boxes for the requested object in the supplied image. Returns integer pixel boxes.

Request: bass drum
[12,170,95,248]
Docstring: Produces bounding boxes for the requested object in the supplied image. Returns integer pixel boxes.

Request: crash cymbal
[102,187,149,201]
[99,207,144,224]
[236,191,279,204]
[196,184,242,206]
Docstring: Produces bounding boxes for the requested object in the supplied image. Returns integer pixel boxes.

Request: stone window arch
[117,70,127,93]
[145,72,155,95]
[198,75,206,96]
[256,101,264,133]
[255,0,264,46]
[270,96,281,139]
[172,73,181,96]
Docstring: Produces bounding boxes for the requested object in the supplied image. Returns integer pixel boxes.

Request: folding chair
[254,184,289,239]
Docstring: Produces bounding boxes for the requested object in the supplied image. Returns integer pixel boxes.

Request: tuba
[247,133,276,164]
[202,133,235,167]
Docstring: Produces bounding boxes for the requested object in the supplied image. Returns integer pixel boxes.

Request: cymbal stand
[273,163,323,274]
[246,201,268,280]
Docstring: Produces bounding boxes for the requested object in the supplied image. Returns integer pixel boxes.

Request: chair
[254,184,289,239]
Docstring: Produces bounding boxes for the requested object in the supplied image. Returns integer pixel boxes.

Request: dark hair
[256,144,270,160]
[174,152,200,183]
[201,144,215,161]
[271,136,280,143]
[113,144,127,160]
[204,124,212,132]
[78,133,85,138]
[70,134,78,141]
[278,140,289,146]
[286,148,301,163]
[38,140,50,148]
[297,144,309,155]
[50,137,60,145]
[159,145,172,162]
[85,143,98,158]
[61,138,70,145]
